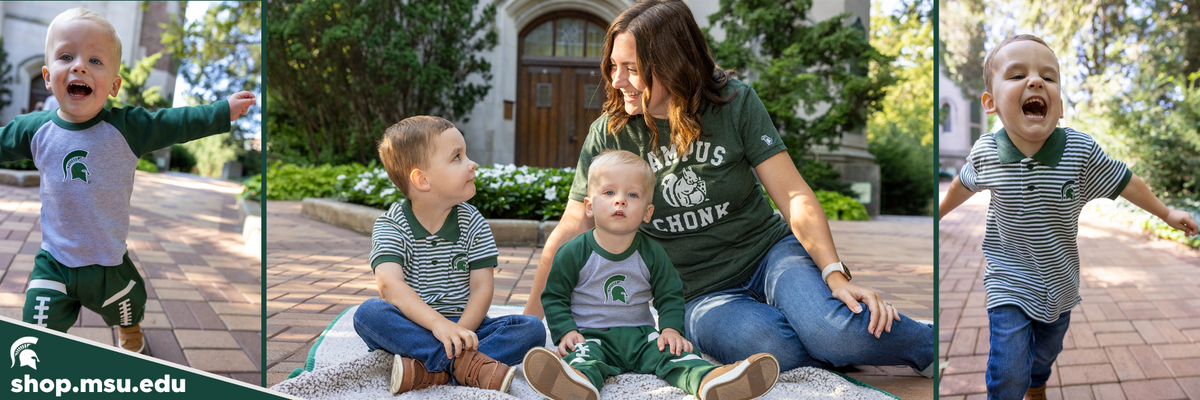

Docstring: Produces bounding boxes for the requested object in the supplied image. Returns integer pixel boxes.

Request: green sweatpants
[22,250,146,332]
[566,325,717,395]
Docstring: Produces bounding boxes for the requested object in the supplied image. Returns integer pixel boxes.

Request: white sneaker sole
[389,354,404,395]
[522,347,598,400]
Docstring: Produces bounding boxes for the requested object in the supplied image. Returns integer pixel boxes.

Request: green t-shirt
[569,79,791,301]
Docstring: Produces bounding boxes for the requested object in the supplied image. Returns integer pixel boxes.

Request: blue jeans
[683,235,935,371]
[353,298,546,374]
[986,305,1071,400]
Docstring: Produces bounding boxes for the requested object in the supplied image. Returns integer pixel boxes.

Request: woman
[524,0,934,375]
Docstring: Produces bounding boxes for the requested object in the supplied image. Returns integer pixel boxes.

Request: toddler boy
[939,34,1198,400]
[4,8,255,353]
[524,150,780,400]
[352,116,546,395]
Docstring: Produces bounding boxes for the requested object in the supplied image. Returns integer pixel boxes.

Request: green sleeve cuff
[370,255,404,272]
[1107,169,1133,200]
[468,256,497,270]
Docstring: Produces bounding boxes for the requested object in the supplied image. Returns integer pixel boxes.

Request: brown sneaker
[1025,385,1047,400]
[698,353,780,400]
[452,349,516,392]
[389,355,450,395]
[117,324,144,354]
[522,347,598,400]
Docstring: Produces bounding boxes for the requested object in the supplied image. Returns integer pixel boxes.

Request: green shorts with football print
[22,249,146,332]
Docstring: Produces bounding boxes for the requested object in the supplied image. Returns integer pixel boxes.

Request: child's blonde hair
[378,116,456,196]
[587,150,655,202]
[45,8,123,66]
[983,34,1056,94]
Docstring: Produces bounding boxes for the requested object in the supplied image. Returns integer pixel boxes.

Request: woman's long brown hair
[600,0,735,157]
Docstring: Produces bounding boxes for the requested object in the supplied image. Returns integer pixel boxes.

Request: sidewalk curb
[237,197,262,258]
[0,168,39,187]
[300,198,558,247]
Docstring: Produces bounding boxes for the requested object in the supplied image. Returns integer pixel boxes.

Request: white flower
[544,188,557,201]
[336,174,346,180]
[550,176,562,183]
[381,188,395,196]
[376,169,388,179]
[489,182,501,190]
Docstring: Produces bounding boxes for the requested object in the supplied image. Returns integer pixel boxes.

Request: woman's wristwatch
[821,261,852,283]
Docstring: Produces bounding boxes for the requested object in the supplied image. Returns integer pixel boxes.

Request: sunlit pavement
[264,200,934,398]
[938,181,1200,399]
[0,171,262,384]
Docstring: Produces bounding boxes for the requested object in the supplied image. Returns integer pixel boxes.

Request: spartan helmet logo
[10,336,40,370]
[604,275,628,304]
[1060,180,1077,200]
[661,167,707,208]
[62,149,91,183]
[450,254,468,271]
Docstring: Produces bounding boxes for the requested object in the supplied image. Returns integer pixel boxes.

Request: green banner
[1,316,289,399]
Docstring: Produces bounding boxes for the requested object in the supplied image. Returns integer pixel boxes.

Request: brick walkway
[938,181,1200,399]
[264,200,934,399]
[0,172,262,384]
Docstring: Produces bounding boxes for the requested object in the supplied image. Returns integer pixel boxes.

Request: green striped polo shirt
[370,199,499,318]
[960,127,1131,323]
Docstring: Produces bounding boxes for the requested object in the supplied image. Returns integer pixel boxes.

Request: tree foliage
[869,0,934,215]
[265,0,498,166]
[706,0,898,193]
[0,37,12,114]
[106,52,172,110]
[938,0,987,100]
[162,1,261,178]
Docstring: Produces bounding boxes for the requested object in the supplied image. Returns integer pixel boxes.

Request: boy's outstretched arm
[939,176,977,220]
[375,262,479,359]
[1119,174,1199,236]
[457,267,494,332]
[228,91,256,121]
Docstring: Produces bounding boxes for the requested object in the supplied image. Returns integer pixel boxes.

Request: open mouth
[613,210,625,218]
[1022,97,1046,119]
[67,82,93,98]
[621,89,641,101]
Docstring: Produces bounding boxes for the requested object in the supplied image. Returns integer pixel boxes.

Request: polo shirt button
[1028,185,1036,191]
[1027,164,1035,170]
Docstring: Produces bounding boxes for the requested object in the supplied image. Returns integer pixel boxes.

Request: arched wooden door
[516,12,609,168]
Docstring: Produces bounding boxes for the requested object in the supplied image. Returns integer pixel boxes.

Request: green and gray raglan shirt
[369,199,499,319]
[542,229,687,344]
[0,103,231,268]
[959,127,1132,323]
[569,79,792,301]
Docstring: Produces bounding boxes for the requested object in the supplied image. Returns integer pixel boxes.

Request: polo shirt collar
[400,199,460,242]
[995,127,1066,167]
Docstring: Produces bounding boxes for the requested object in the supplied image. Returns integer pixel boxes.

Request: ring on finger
[884,302,892,307]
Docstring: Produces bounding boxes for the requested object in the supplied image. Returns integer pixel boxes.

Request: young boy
[4,8,255,354]
[351,116,546,395]
[523,150,780,400]
[939,34,1198,400]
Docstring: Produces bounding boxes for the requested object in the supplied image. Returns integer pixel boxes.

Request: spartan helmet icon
[10,336,40,370]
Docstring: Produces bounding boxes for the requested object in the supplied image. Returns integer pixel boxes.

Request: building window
[970,101,981,124]
[523,18,607,58]
[940,103,952,132]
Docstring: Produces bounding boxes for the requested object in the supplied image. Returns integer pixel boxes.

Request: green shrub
[1089,198,1200,249]
[815,190,870,221]
[170,145,197,173]
[0,159,37,171]
[136,158,158,173]
[469,165,574,220]
[259,161,371,201]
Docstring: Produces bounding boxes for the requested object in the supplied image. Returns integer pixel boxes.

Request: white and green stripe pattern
[369,200,498,319]
[960,127,1131,323]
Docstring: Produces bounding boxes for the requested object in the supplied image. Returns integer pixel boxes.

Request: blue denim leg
[354,298,457,372]
[684,234,935,372]
[474,314,547,366]
[986,305,1071,400]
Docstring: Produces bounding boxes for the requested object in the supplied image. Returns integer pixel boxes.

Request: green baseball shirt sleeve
[108,100,232,156]
[543,237,587,343]
[0,112,52,162]
[643,236,687,335]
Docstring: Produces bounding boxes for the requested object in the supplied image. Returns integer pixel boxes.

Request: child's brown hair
[378,116,455,196]
[983,34,1056,94]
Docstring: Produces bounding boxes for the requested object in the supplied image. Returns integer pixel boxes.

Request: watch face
[843,263,852,280]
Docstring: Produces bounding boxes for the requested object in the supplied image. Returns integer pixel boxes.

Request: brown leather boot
[452,349,516,392]
[117,324,144,354]
[698,353,780,400]
[1025,385,1047,400]
[522,347,598,400]
[389,355,450,395]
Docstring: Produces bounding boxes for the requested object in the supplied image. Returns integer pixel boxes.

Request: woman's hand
[827,276,900,339]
